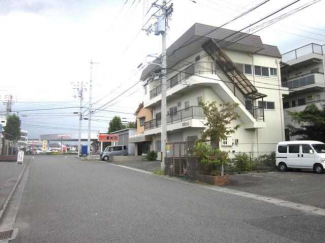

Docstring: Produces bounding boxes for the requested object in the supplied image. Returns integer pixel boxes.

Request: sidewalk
[0,162,25,214]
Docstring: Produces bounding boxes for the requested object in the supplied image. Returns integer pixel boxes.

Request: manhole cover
[0,229,13,240]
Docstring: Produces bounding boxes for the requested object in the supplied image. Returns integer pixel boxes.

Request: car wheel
[103,156,109,161]
[314,164,324,174]
[278,163,287,172]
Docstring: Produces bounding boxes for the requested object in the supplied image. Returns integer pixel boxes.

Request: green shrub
[233,153,254,172]
[146,151,157,161]
[153,169,164,175]
[194,142,229,175]
[258,152,276,169]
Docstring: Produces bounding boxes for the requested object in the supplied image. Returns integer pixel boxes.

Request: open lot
[226,170,325,209]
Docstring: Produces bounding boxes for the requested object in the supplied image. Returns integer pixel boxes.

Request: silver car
[100,145,128,161]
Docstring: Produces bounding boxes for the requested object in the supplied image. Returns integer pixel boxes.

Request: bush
[153,169,164,175]
[258,152,276,169]
[146,151,157,161]
[194,142,229,175]
[233,153,254,172]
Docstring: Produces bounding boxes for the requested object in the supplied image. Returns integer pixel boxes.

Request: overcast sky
[0,0,324,139]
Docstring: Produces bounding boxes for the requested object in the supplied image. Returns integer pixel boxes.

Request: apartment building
[281,43,325,140]
[18,129,28,150]
[140,23,288,157]
[129,102,152,155]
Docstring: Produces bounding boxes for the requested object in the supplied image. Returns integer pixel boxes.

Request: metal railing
[144,106,204,130]
[282,73,316,89]
[149,62,216,99]
[282,43,324,63]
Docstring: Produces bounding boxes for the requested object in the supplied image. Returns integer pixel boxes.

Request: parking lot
[225,170,325,209]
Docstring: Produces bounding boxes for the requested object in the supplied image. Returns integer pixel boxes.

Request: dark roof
[141,23,281,80]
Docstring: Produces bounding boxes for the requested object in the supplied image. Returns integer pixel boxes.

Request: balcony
[282,43,324,66]
[149,62,216,99]
[144,106,204,131]
[282,73,325,93]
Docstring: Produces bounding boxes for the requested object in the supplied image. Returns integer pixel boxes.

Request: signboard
[57,134,71,139]
[17,151,24,164]
[98,134,119,142]
[42,140,47,151]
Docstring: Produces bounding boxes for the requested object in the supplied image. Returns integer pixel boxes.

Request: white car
[276,141,325,174]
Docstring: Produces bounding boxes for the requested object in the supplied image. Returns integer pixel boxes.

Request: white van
[276,141,325,174]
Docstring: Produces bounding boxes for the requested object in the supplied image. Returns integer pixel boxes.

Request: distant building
[281,43,325,140]
[18,129,28,150]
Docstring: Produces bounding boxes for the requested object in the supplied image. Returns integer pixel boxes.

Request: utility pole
[73,82,86,157]
[143,1,173,171]
[87,60,98,158]
[2,95,14,117]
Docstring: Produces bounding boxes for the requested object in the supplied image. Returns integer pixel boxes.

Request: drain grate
[0,229,14,240]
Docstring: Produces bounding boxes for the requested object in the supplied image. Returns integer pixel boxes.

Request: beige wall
[136,106,152,134]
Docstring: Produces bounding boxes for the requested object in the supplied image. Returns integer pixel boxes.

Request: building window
[270,68,277,76]
[245,100,253,111]
[156,112,161,120]
[185,101,189,109]
[283,102,290,109]
[307,95,313,101]
[177,101,181,107]
[298,98,306,106]
[169,106,177,116]
[195,55,200,62]
[292,100,296,107]
[244,64,252,74]
[254,66,261,76]
[221,136,232,147]
[262,67,269,76]
[258,101,275,110]
[139,117,145,127]
[197,96,203,106]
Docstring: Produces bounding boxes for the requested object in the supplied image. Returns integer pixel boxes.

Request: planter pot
[196,174,229,186]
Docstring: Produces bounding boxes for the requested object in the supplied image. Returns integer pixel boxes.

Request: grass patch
[153,169,164,175]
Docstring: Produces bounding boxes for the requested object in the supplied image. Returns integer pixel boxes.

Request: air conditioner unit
[153,73,160,81]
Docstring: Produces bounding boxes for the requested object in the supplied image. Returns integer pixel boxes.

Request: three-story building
[140,23,288,156]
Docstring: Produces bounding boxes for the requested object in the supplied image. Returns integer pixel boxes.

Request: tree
[201,101,240,149]
[124,121,136,129]
[108,116,124,133]
[199,101,240,176]
[4,114,21,141]
[288,104,325,142]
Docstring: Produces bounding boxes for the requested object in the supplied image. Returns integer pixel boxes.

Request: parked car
[276,141,325,174]
[100,145,128,161]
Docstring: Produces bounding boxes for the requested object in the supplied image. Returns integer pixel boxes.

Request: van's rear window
[278,145,287,153]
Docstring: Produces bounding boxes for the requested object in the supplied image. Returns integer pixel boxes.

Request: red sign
[98,134,119,142]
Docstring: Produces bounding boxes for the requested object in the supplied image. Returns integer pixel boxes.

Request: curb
[0,159,31,222]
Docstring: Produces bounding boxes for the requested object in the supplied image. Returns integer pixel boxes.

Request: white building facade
[140,23,288,157]
[281,43,325,140]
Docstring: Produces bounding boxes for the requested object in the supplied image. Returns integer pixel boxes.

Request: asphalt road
[11,156,325,243]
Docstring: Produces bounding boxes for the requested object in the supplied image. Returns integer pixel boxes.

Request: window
[258,101,275,110]
[283,102,290,109]
[312,144,325,153]
[292,100,296,107]
[177,102,181,107]
[254,66,261,76]
[124,145,127,150]
[270,68,277,76]
[221,136,232,147]
[113,146,122,151]
[139,117,145,127]
[244,64,252,74]
[169,106,177,116]
[262,67,269,76]
[298,98,306,106]
[185,101,189,109]
[302,144,313,154]
[195,55,200,62]
[245,100,253,110]
[289,145,300,153]
[278,145,287,153]
[197,96,203,106]
[156,112,161,120]
[307,95,313,101]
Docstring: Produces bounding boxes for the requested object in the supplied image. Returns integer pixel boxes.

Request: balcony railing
[282,73,316,89]
[149,62,216,99]
[144,106,204,130]
[282,43,324,63]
